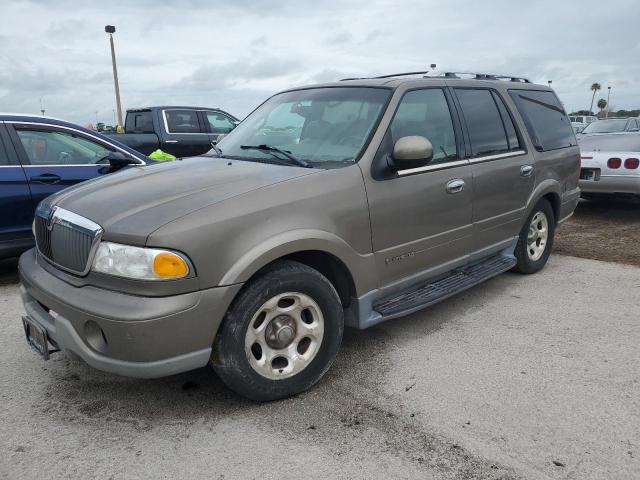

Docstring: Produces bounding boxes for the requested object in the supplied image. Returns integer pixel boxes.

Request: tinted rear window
[455,88,509,157]
[126,111,154,133]
[508,90,575,151]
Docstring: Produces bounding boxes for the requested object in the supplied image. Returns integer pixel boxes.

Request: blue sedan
[0,114,151,259]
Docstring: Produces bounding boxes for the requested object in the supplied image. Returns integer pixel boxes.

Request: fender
[219,229,377,295]
[525,178,561,221]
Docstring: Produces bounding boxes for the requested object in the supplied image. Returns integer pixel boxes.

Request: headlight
[92,242,191,280]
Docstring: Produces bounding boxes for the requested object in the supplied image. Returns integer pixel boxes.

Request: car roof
[127,106,238,120]
[128,106,224,111]
[281,75,552,93]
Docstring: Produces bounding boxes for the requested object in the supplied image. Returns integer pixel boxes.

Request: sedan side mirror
[391,136,434,170]
[107,151,136,171]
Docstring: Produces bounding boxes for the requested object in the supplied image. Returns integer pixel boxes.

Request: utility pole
[606,86,611,118]
[105,25,123,132]
[39,97,45,116]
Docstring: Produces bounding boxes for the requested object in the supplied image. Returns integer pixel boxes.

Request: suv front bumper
[18,249,242,378]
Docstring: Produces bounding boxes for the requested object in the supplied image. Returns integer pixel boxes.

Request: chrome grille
[34,207,103,275]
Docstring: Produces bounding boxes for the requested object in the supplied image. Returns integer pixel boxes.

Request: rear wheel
[514,199,555,274]
[212,260,344,401]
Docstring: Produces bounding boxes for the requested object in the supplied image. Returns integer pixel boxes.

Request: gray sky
[1,0,638,125]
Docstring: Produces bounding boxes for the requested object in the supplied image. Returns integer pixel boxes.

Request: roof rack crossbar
[438,72,531,83]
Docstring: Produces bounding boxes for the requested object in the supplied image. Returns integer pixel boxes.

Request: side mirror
[391,136,433,170]
[107,151,134,171]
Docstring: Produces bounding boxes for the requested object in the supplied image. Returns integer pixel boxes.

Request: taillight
[607,158,622,169]
[624,158,639,169]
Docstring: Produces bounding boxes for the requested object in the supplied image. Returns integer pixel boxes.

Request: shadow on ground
[0,257,19,286]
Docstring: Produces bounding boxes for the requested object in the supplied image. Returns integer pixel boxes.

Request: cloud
[0,0,638,124]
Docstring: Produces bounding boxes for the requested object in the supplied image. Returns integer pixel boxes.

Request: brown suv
[19,72,580,401]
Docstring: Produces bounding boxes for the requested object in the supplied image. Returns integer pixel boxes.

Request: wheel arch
[525,180,561,225]
[219,229,375,303]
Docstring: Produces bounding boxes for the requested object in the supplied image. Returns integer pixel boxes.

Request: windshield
[212,87,391,167]
[582,119,628,134]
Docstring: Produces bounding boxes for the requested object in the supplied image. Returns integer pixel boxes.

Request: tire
[513,199,555,274]
[211,260,344,401]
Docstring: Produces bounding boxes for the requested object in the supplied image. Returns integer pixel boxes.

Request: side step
[373,254,516,319]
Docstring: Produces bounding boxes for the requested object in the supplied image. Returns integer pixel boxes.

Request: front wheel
[212,260,344,401]
[513,199,555,274]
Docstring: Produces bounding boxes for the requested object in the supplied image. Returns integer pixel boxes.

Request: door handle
[446,179,465,194]
[520,165,534,177]
[165,140,179,144]
[30,173,62,184]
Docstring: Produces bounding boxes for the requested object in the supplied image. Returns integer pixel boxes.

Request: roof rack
[341,65,437,81]
[437,72,531,83]
[341,71,432,81]
[340,70,531,83]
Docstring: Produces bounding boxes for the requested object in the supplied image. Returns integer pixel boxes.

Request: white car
[569,115,597,133]
[579,133,640,199]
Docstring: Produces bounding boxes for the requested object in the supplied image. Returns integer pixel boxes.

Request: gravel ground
[555,198,640,267]
[1,254,638,480]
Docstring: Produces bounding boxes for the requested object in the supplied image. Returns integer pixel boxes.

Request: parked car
[579,133,640,199]
[105,106,239,158]
[18,73,580,401]
[580,117,640,135]
[0,114,149,259]
[569,115,597,133]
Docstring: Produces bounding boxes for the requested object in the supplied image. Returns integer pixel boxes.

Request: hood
[45,156,317,244]
[578,133,640,153]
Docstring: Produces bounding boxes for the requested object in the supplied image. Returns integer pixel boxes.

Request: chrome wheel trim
[527,211,549,261]
[245,292,324,380]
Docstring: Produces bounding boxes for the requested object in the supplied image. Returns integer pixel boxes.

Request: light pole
[39,97,45,116]
[606,86,611,118]
[105,25,123,132]
[547,80,552,87]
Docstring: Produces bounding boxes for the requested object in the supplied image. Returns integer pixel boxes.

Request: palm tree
[597,98,607,116]
[589,83,601,114]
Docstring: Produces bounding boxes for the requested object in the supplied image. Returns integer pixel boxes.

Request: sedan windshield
[212,87,391,167]
[582,119,628,134]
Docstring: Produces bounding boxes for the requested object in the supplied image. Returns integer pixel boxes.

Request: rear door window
[126,111,154,133]
[454,88,510,157]
[164,110,202,133]
[508,90,575,151]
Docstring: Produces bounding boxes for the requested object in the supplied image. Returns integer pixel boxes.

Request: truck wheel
[514,199,555,274]
[212,260,344,401]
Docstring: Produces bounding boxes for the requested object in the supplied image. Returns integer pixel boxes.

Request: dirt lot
[554,198,640,267]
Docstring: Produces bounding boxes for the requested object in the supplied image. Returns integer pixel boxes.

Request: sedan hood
[46,157,317,245]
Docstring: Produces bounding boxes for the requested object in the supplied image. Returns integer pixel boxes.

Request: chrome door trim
[468,150,526,164]
[397,159,468,176]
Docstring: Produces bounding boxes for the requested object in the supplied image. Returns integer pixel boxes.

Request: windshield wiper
[209,141,223,156]
[240,144,311,168]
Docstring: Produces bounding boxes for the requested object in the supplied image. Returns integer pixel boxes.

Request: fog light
[84,320,108,353]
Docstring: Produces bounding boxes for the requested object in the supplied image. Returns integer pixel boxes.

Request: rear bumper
[579,175,640,195]
[558,187,580,223]
[18,249,242,378]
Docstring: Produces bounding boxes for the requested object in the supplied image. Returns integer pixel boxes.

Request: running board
[373,254,516,320]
